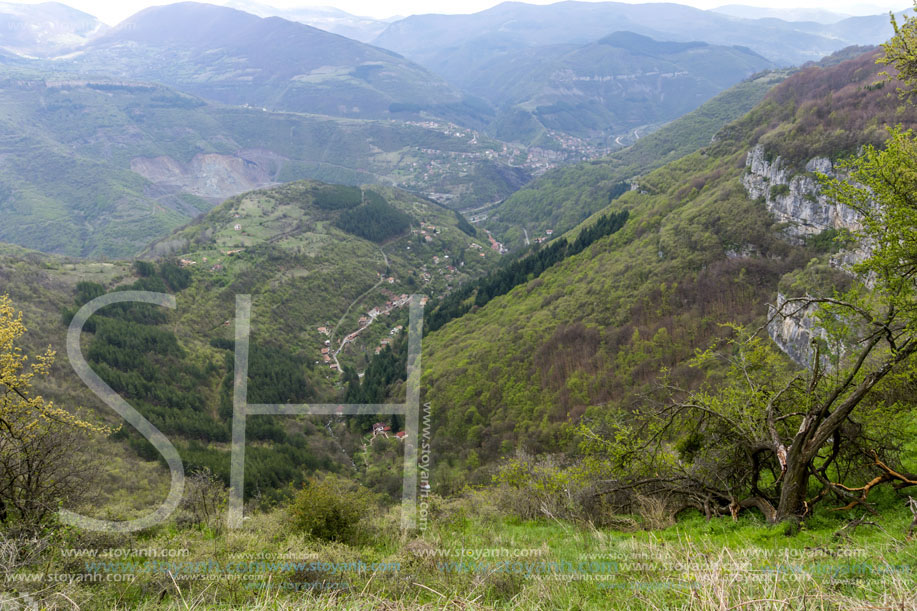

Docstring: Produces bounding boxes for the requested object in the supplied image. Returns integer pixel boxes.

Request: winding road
[328,246,390,373]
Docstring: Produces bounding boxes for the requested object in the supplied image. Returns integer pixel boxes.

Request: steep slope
[374,1,895,69]
[0,180,498,501]
[486,67,788,249]
[0,67,532,257]
[416,49,917,488]
[449,31,772,144]
[64,2,469,121]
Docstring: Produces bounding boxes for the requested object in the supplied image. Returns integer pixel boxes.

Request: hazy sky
[30,0,912,26]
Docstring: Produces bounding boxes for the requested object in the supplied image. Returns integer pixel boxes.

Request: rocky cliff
[745,145,867,368]
[743,144,861,238]
[767,293,829,368]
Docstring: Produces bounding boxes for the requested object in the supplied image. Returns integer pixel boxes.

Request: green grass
[9,489,917,609]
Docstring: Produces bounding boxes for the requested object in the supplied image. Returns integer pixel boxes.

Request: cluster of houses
[372,422,407,440]
[317,294,430,371]
[374,325,404,355]
[179,255,224,273]
[316,326,335,369]
[414,222,439,244]
[485,230,508,254]
[533,230,554,245]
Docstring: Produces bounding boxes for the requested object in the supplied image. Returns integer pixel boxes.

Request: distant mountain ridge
[61,2,464,120]
[711,4,852,23]
[0,1,106,57]
[453,30,772,143]
[374,1,899,68]
[222,0,392,42]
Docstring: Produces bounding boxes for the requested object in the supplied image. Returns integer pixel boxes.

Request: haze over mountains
[0,1,104,57]
[711,5,854,22]
[222,0,394,42]
[439,31,772,143]
[65,2,464,119]
[373,1,903,68]
[0,0,905,258]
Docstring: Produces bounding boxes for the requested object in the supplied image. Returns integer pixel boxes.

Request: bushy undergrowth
[289,476,375,544]
[3,484,916,610]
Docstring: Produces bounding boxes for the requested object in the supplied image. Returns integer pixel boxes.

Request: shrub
[769,183,790,199]
[805,227,853,253]
[634,494,676,530]
[177,468,228,531]
[288,476,372,544]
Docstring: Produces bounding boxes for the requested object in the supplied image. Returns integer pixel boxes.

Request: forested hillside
[1,180,495,508]
[419,48,917,494]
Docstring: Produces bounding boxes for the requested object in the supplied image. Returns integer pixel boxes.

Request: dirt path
[329,246,389,373]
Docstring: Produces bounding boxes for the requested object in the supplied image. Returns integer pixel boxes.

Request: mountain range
[0,1,897,151]
[61,2,465,121]
[373,1,901,69]
[0,1,105,57]
[449,31,772,143]
[0,1,903,258]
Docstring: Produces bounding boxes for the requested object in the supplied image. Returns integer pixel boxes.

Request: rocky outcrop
[743,145,861,238]
[130,149,285,201]
[746,147,874,369]
[767,293,827,368]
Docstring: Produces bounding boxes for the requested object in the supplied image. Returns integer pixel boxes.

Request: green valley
[486,66,789,249]
[3,4,917,611]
